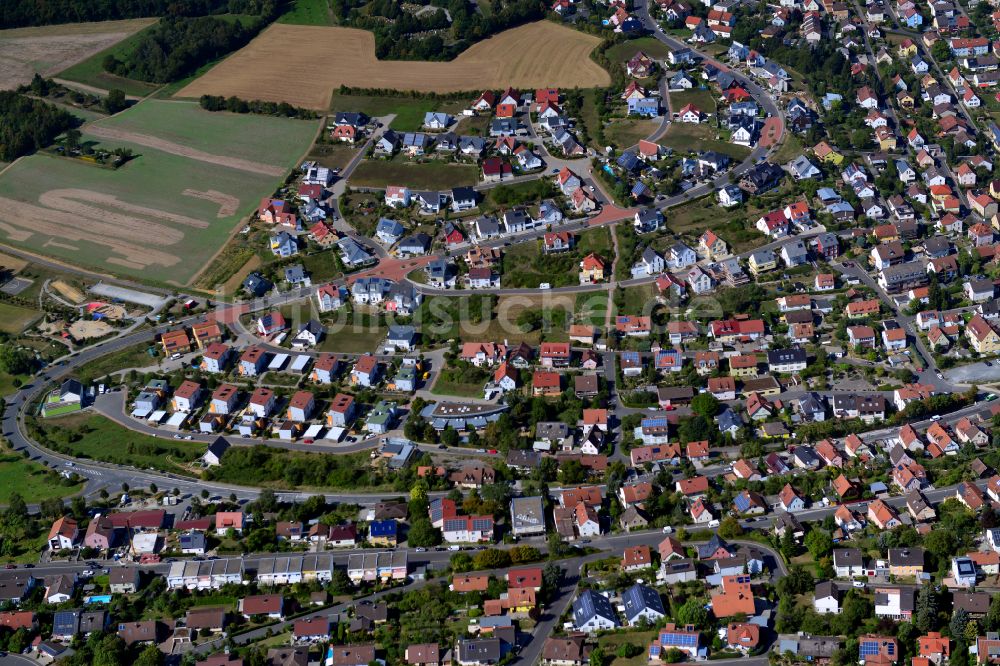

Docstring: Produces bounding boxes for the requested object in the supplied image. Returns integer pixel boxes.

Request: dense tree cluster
[207,445,380,488]
[1,0,272,28]
[103,15,264,83]
[339,0,545,61]
[198,94,319,118]
[0,92,77,161]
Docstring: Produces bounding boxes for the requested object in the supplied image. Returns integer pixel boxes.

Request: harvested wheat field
[0,19,155,90]
[177,21,610,108]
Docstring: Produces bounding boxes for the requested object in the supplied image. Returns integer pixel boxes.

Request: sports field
[176,21,610,108]
[0,100,319,286]
[0,303,41,334]
[0,18,156,91]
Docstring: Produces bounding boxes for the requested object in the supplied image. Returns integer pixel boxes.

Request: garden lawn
[574,291,609,328]
[328,93,468,131]
[501,227,611,288]
[605,37,674,63]
[318,325,386,353]
[664,196,767,252]
[598,630,660,666]
[617,283,657,316]
[0,452,83,504]
[430,367,489,398]
[605,117,660,148]
[0,302,42,334]
[307,142,359,171]
[32,413,203,475]
[349,159,478,189]
[771,131,803,165]
[660,122,750,160]
[668,89,717,114]
[490,294,573,344]
[299,251,343,283]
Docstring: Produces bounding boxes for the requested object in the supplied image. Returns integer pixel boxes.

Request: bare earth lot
[0,19,156,91]
[177,21,611,108]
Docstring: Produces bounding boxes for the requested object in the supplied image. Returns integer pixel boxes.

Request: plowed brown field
[176,21,610,108]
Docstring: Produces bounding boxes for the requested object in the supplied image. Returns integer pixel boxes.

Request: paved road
[832,259,954,392]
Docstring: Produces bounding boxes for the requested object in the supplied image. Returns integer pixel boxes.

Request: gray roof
[621,583,665,623]
[833,548,863,566]
[510,496,545,532]
[52,609,80,637]
[572,590,619,627]
[387,325,417,342]
[536,421,569,440]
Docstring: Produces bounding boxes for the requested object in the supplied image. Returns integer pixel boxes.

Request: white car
[661,526,673,534]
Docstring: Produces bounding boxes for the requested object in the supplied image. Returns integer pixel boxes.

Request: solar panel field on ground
[0,100,319,286]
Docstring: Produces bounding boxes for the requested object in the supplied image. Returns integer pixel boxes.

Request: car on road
[438,444,446,449]
[551,168,560,173]
[3,564,15,570]
[488,449,497,455]
[853,581,866,588]
[931,415,941,421]
[414,547,425,552]
[303,439,314,444]
[184,435,193,440]
[986,361,993,367]
[173,434,182,439]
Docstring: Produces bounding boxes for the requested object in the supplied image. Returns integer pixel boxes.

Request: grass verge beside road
[29,412,203,476]
[74,341,160,383]
[0,451,83,504]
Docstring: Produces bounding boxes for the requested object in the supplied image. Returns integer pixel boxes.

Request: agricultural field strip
[0,19,156,90]
[176,21,610,108]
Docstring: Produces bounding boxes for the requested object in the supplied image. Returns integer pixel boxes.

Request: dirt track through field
[176,21,610,108]
[0,189,196,271]
[182,189,240,217]
[86,125,287,177]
